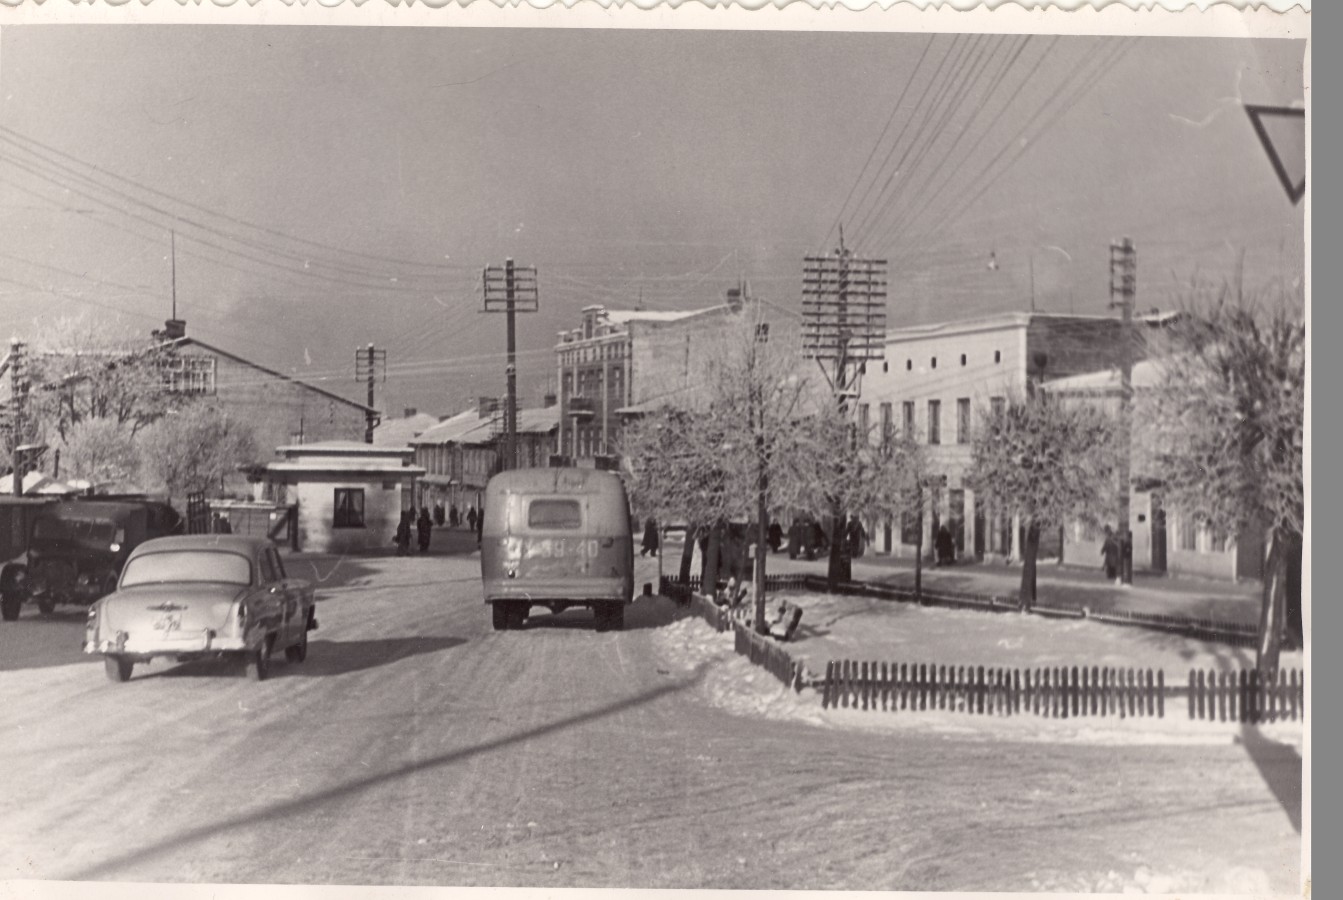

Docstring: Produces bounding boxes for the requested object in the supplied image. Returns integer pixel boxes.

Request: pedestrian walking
[935,524,955,566]
[640,517,659,557]
[394,510,413,556]
[1101,526,1120,582]
[433,502,445,527]
[767,520,783,554]
[466,506,478,534]
[449,504,460,528]
[417,507,433,554]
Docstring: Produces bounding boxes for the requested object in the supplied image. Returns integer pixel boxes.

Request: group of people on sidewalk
[394,500,484,556]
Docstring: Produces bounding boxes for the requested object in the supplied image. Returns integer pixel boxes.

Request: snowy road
[0,551,1302,891]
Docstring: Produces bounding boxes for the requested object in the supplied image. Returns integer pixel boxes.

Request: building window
[857,403,870,443]
[956,398,971,444]
[1177,514,1201,552]
[927,400,941,445]
[900,509,920,545]
[931,356,938,369]
[334,488,365,529]
[902,401,915,436]
[161,355,217,395]
[755,323,770,343]
[879,402,892,448]
[994,350,1002,363]
[991,396,1006,419]
[960,353,967,366]
[906,359,912,371]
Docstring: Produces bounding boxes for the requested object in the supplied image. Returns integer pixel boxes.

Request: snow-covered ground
[651,594,1305,750]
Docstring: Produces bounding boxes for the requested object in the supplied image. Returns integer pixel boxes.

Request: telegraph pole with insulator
[803,229,888,587]
[355,343,386,444]
[482,259,539,471]
[1109,236,1137,585]
[8,338,26,497]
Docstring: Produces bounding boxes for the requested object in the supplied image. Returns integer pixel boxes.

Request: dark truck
[0,499,184,620]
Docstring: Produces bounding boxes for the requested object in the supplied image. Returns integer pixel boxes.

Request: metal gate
[186,491,210,535]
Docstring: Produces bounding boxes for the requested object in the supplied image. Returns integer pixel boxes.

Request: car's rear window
[33,518,117,543]
[527,499,582,530]
[121,551,252,587]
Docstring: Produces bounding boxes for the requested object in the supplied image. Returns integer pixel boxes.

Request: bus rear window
[528,500,582,529]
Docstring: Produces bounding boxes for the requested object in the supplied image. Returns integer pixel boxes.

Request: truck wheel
[607,603,625,632]
[245,644,271,681]
[492,602,509,631]
[284,630,308,663]
[0,595,20,622]
[104,655,133,683]
[593,603,611,632]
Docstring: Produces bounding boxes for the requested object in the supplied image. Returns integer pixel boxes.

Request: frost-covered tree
[1140,291,1304,671]
[969,392,1120,610]
[137,403,257,498]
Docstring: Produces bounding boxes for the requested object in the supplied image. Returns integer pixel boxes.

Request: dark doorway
[973,506,985,560]
[1151,494,1168,574]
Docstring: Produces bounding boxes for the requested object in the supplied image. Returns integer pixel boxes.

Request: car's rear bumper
[85,630,248,658]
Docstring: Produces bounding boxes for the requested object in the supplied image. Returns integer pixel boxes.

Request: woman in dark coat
[640,517,659,557]
[395,511,413,556]
[417,507,433,554]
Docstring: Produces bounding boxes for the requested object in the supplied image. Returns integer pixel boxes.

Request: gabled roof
[411,406,558,447]
[275,439,414,457]
[156,336,377,415]
[374,412,441,447]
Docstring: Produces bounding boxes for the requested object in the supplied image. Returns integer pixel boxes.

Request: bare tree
[137,403,257,498]
[1140,290,1304,672]
[968,392,1120,610]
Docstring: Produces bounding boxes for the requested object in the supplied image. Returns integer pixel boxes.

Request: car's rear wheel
[245,644,271,681]
[36,597,55,615]
[104,655,133,683]
[0,595,21,622]
[491,602,509,631]
[284,630,308,663]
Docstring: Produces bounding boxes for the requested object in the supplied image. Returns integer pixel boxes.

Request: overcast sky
[0,26,1305,418]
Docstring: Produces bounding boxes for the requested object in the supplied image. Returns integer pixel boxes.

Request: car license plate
[153,613,182,634]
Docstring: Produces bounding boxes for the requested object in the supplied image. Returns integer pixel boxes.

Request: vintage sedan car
[83,535,317,683]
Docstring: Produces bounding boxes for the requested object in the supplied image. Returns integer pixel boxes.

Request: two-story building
[857,311,1175,564]
[554,287,756,466]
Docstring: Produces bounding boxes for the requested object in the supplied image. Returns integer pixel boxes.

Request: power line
[0,126,473,276]
[818,32,938,256]
[854,34,1004,249]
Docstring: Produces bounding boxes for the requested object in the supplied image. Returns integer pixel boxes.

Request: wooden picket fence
[1187,667,1305,724]
[820,660,1305,723]
[734,623,806,691]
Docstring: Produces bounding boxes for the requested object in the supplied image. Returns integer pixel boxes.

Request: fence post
[822,660,833,709]
[1289,669,1299,721]
[1157,669,1165,718]
[1248,668,1260,724]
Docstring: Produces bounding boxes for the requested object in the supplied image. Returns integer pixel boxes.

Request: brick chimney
[403,407,417,418]
[478,396,499,419]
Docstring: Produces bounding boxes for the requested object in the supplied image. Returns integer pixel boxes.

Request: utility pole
[354,344,386,444]
[9,338,26,497]
[1109,237,1137,585]
[482,259,539,471]
[803,229,888,588]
